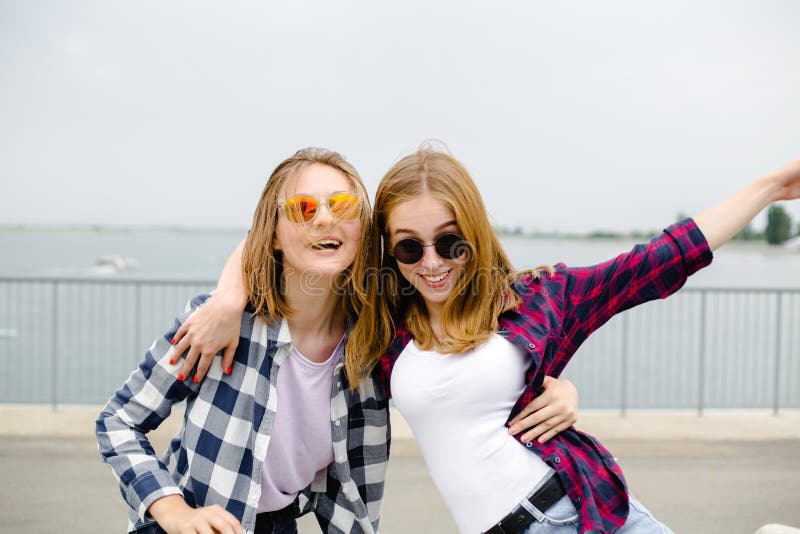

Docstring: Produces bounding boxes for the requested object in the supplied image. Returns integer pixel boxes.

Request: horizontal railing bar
[0,277,214,286]
[1,277,799,293]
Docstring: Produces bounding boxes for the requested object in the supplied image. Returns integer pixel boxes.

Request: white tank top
[390,334,551,534]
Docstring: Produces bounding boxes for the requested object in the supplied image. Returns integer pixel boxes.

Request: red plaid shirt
[379,219,712,533]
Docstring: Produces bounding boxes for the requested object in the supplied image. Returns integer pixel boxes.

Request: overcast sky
[1,1,799,233]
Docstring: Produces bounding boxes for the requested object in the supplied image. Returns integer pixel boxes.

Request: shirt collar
[277,317,292,345]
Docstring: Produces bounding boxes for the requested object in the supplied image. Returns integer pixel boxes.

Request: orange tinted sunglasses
[278,192,361,224]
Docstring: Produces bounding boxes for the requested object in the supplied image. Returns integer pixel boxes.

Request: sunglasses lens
[329,193,361,221]
[284,196,318,223]
[435,233,469,259]
[391,233,470,264]
[393,239,424,264]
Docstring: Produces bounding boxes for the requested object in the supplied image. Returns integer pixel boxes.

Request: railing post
[134,282,142,365]
[51,281,58,411]
[774,292,782,416]
[621,313,628,417]
[697,291,707,417]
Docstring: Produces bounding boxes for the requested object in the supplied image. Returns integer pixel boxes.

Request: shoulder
[510,264,569,300]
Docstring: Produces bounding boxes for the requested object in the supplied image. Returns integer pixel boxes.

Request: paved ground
[1,407,798,533]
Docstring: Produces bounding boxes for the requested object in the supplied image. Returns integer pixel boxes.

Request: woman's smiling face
[387,192,469,315]
[273,163,362,281]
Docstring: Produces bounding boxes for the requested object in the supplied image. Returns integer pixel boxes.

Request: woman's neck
[424,301,445,343]
[283,275,347,362]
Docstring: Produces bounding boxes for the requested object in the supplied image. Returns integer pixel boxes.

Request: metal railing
[0,277,213,408]
[1,277,798,413]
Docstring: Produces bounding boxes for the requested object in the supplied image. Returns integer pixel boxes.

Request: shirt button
[528,343,535,349]
[336,382,341,388]
[525,441,533,448]
[554,456,561,464]
[334,420,341,427]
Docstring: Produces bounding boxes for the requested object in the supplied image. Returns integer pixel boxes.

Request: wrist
[214,287,247,310]
[148,494,191,527]
[755,173,783,204]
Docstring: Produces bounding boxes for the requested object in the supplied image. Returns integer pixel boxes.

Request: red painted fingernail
[192,377,199,384]
[177,374,184,381]
[168,359,174,365]
[226,366,232,375]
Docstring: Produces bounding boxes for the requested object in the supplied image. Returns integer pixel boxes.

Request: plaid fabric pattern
[97,294,390,534]
[379,219,712,533]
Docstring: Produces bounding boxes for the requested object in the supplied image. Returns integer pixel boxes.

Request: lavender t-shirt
[257,338,343,513]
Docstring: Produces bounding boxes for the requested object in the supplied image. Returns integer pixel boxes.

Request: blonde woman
[98,147,579,534]
[343,147,799,533]
[98,148,385,534]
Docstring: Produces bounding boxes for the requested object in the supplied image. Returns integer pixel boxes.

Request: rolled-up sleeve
[564,218,711,335]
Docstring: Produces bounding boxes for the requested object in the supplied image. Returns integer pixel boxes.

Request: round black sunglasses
[388,233,471,264]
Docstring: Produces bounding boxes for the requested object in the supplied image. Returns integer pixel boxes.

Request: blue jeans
[522,493,673,533]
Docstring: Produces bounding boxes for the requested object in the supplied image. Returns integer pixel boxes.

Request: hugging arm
[172,240,248,381]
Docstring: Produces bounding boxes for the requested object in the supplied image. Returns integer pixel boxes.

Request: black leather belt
[483,475,566,534]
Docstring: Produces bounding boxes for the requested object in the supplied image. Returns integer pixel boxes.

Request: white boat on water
[94,255,139,273]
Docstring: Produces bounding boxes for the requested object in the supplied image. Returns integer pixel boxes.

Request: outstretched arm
[172,240,248,381]
[540,160,800,378]
[694,160,800,250]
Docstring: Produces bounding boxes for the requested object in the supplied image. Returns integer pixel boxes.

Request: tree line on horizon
[497,204,799,245]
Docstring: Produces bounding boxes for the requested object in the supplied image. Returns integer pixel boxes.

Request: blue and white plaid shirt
[97,294,391,533]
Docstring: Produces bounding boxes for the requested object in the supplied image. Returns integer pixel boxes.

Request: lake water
[1,227,799,287]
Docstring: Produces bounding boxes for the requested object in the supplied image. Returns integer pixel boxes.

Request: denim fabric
[522,494,672,533]
[619,495,673,534]
[520,494,579,532]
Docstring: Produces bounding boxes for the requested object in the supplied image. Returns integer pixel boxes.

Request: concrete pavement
[1,406,798,533]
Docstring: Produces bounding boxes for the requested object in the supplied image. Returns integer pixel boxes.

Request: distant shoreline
[1,224,797,250]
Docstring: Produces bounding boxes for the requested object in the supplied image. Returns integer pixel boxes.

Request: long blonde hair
[345,143,549,387]
[243,147,371,323]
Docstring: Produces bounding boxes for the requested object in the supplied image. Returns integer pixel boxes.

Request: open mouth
[310,239,343,251]
[420,269,452,285]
